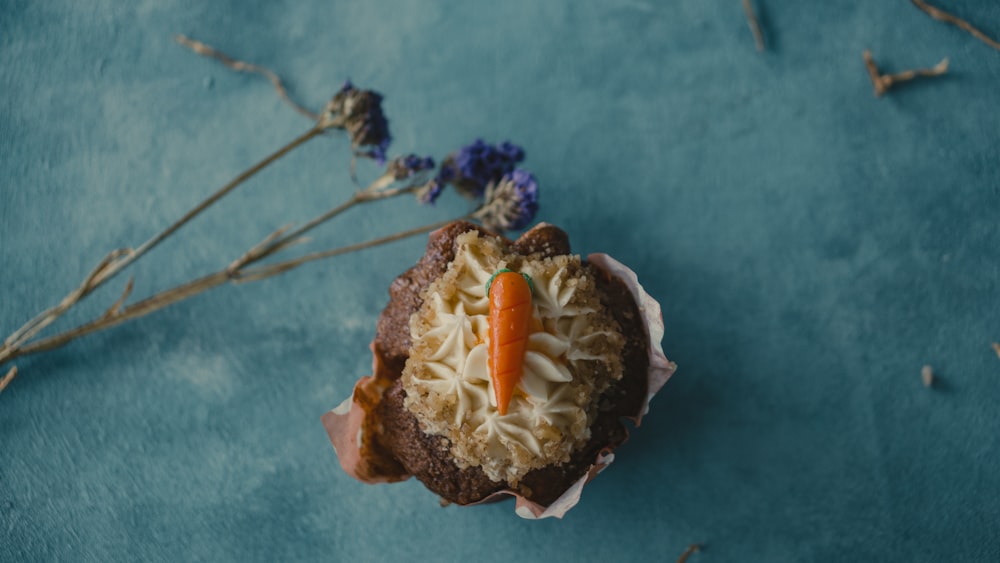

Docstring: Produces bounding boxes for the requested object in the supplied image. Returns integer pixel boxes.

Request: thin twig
[229,184,421,272]
[0,125,324,370]
[911,0,1000,52]
[10,271,234,358]
[741,0,765,51]
[863,50,949,97]
[0,170,425,385]
[921,365,934,388]
[175,35,321,120]
[0,366,18,394]
[235,216,469,283]
[2,215,473,366]
[676,544,702,563]
[227,223,298,273]
[111,125,324,281]
[103,277,135,319]
[3,248,127,349]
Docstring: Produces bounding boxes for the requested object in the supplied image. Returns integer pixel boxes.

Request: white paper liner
[322,248,676,519]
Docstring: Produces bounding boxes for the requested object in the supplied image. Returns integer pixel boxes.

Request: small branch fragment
[741,0,765,51]
[921,364,934,388]
[911,0,1000,52]
[233,216,469,284]
[677,544,703,563]
[227,223,296,274]
[174,34,320,121]
[992,342,1000,360]
[3,247,130,350]
[863,50,949,97]
[103,277,135,319]
[0,366,18,394]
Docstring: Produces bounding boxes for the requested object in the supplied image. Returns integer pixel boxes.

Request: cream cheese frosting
[401,230,624,484]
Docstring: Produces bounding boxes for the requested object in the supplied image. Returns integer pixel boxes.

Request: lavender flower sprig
[473,169,540,233]
[0,38,539,395]
[323,81,392,164]
[422,138,527,202]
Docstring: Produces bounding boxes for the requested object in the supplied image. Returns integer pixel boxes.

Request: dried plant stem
[231,184,422,270]
[911,0,1000,51]
[0,366,18,394]
[0,126,324,377]
[123,125,324,271]
[235,216,468,283]
[741,0,765,51]
[676,544,702,563]
[175,35,321,120]
[863,50,949,96]
[921,365,934,387]
[0,213,472,380]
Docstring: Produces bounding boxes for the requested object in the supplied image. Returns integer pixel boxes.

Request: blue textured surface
[2,1,1000,561]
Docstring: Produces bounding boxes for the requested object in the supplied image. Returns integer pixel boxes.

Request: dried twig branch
[676,544,702,563]
[911,0,1000,52]
[741,0,765,51]
[863,50,949,96]
[235,216,466,283]
[0,366,17,394]
[0,125,326,375]
[103,277,135,319]
[2,215,471,368]
[175,35,321,120]
[227,184,422,273]
[0,155,461,389]
[921,365,934,387]
[4,248,128,350]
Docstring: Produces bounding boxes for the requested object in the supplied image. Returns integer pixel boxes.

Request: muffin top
[401,230,624,484]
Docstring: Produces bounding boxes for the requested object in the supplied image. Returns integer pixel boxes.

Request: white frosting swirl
[401,231,623,484]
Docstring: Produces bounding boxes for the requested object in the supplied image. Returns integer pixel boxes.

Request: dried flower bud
[323,81,392,164]
[415,179,445,205]
[474,169,539,233]
[448,139,525,199]
[387,154,435,181]
[416,139,528,207]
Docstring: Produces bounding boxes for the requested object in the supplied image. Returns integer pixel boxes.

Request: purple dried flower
[416,179,445,205]
[497,141,525,163]
[415,139,529,207]
[447,139,526,198]
[474,169,539,233]
[323,83,392,164]
[436,162,457,183]
[388,154,435,181]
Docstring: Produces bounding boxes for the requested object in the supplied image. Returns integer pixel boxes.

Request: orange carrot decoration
[486,269,534,415]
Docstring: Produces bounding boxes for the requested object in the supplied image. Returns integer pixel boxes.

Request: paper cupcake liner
[322,244,676,519]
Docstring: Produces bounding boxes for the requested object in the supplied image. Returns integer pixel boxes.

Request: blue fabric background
[2,1,999,561]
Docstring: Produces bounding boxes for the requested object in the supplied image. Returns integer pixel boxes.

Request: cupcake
[323,220,674,518]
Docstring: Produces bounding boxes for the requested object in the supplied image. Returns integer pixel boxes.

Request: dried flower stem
[0,212,474,373]
[0,125,325,368]
[911,0,1000,52]
[676,544,702,563]
[0,117,348,392]
[741,0,765,51]
[921,364,934,387]
[234,215,470,283]
[175,35,321,120]
[863,50,949,96]
[0,366,18,394]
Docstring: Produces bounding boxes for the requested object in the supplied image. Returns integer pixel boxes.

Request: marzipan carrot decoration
[486,269,535,415]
